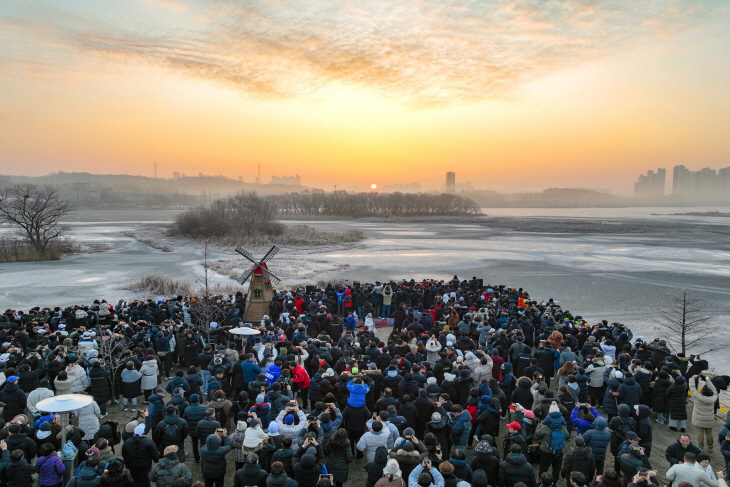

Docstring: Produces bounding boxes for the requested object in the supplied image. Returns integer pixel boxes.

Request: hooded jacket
[666,377,688,420]
[608,404,636,457]
[347,380,370,408]
[690,378,718,429]
[534,412,569,453]
[67,466,100,487]
[201,434,232,479]
[357,428,390,462]
[511,379,534,410]
[122,434,160,470]
[150,452,193,487]
[570,406,601,435]
[233,462,268,487]
[617,376,642,409]
[451,410,472,447]
[635,405,653,454]
[293,444,325,487]
[560,445,595,481]
[499,453,536,487]
[582,417,611,461]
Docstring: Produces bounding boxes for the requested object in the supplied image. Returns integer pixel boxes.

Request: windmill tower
[236,246,280,322]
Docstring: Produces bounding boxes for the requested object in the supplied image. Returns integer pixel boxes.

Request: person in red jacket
[289,361,311,408]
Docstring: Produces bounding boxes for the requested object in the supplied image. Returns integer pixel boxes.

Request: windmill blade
[259,267,281,284]
[260,246,280,263]
[235,246,258,264]
[236,266,255,285]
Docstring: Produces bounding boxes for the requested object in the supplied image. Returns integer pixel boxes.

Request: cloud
[8,0,727,104]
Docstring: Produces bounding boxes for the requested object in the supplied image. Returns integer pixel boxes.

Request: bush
[0,238,67,263]
[123,274,194,296]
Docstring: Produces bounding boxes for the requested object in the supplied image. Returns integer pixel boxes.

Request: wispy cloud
[4,0,726,104]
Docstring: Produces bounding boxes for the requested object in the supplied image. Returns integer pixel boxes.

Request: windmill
[236,246,280,322]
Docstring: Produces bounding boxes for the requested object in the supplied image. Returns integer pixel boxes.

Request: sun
[370,183,377,189]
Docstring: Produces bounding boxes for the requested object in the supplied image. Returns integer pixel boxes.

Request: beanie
[134,424,146,436]
[164,445,179,456]
[549,401,560,414]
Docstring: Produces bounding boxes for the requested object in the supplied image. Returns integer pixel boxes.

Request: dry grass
[123,274,241,298]
[0,239,66,263]
[193,225,364,247]
[122,231,174,252]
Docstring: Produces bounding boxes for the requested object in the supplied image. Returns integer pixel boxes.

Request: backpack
[548,428,566,453]
[163,422,179,443]
[618,420,633,438]
[213,407,228,426]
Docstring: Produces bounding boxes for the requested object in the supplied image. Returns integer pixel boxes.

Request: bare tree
[97,333,135,404]
[654,291,717,355]
[190,242,231,344]
[0,184,74,255]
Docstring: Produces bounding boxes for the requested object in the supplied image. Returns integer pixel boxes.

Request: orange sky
[1,0,730,193]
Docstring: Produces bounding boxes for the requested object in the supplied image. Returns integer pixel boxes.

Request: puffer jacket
[75,401,101,440]
[69,364,89,393]
[0,383,28,421]
[150,452,193,487]
[272,447,296,478]
[499,453,536,487]
[635,404,653,455]
[233,462,268,487]
[608,404,636,456]
[325,441,354,483]
[451,410,472,447]
[140,359,159,391]
[122,434,160,470]
[690,378,717,429]
[560,446,595,480]
[266,472,298,487]
[88,366,112,404]
[585,358,607,387]
[570,406,601,435]
[356,429,390,462]
[425,416,451,455]
[66,466,100,487]
[666,378,688,421]
[617,376,642,409]
[201,434,232,479]
[651,377,672,414]
[36,453,66,486]
[582,416,611,460]
[276,409,307,439]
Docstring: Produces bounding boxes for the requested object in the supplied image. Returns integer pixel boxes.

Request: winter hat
[466,352,475,360]
[574,436,586,446]
[523,410,535,419]
[439,461,454,474]
[457,482,471,487]
[256,394,265,404]
[492,348,499,355]
[164,445,178,456]
[107,460,124,475]
[134,424,146,436]
[190,394,200,403]
[37,421,52,439]
[614,371,624,379]
[300,449,316,469]
[403,427,415,438]
[431,412,441,421]
[85,446,100,458]
[426,377,437,385]
[125,420,139,433]
[285,414,295,425]
[548,401,560,414]
[443,372,456,382]
[268,421,279,435]
[174,387,185,396]
[383,458,402,477]
[236,421,247,432]
[402,441,414,452]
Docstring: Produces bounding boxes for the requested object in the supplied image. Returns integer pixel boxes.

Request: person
[266,461,298,487]
[153,406,190,463]
[230,420,248,470]
[376,458,405,487]
[499,444,536,487]
[6,448,36,487]
[690,375,718,452]
[182,394,207,463]
[37,443,66,487]
[568,472,588,487]
[122,423,160,487]
[617,445,651,485]
[532,402,569,479]
[99,459,134,487]
[201,430,232,487]
[67,456,103,486]
[75,399,102,442]
[582,417,610,474]
[325,428,353,487]
[560,436,595,482]
[666,452,718,487]
[408,459,445,487]
[150,445,193,487]
[358,421,391,462]
[293,436,326,487]
[233,453,268,487]
[121,361,143,411]
[666,376,689,432]
[365,446,390,487]
[665,434,701,466]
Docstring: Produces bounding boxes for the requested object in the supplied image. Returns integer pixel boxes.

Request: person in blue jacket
[347,378,370,408]
[570,404,602,435]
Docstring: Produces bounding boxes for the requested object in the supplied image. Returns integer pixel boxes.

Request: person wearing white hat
[375,458,403,487]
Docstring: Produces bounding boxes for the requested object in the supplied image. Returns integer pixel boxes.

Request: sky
[1,0,730,194]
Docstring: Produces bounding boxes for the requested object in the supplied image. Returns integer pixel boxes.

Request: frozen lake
[2,207,729,371]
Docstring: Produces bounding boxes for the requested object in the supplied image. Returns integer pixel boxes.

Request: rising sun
[370,183,377,189]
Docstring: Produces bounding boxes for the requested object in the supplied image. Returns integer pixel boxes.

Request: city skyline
[2,1,730,193]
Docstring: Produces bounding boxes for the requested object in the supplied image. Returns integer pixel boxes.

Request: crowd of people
[0,276,729,487]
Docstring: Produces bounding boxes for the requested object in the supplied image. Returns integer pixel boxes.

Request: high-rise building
[634,168,665,197]
[445,171,455,192]
[672,165,693,196]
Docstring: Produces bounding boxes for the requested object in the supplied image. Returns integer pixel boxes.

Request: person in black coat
[201,432,232,486]
[121,425,160,486]
[0,379,27,422]
[324,428,354,486]
[616,375,642,410]
[499,444,537,487]
[665,376,688,430]
[233,454,268,487]
[470,435,500,485]
[342,404,370,457]
[293,439,326,487]
[5,424,37,464]
[559,437,595,481]
[413,390,434,437]
[88,362,112,417]
[512,378,534,410]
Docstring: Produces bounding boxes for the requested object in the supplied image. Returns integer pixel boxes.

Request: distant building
[270,175,301,185]
[455,182,474,192]
[445,171,455,193]
[672,165,730,198]
[172,171,182,180]
[634,168,665,197]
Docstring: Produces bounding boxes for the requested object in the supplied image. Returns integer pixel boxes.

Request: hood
[505,453,527,466]
[450,457,467,468]
[205,434,222,450]
[618,404,630,418]
[518,378,531,388]
[503,363,512,374]
[625,376,636,385]
[592,416,608,431]
[267,473,290,487]
[636,404,651,420]
[163,415,181,426]
[158,454,180,469]
[572,446,593,460]
[143,359,157,366]
[78,467,99,481]
[349,383,368,394]
[374,446,389,464]
[473,469,489,487]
